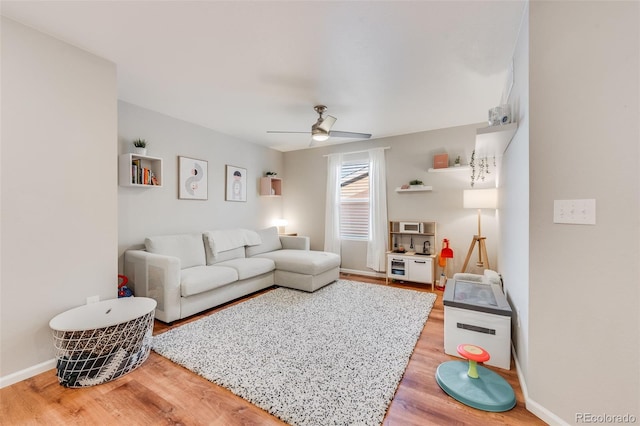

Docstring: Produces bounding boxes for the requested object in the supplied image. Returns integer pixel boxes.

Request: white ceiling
[1,1,526,152]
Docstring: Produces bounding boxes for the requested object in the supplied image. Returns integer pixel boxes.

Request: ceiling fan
[267,105,372,146]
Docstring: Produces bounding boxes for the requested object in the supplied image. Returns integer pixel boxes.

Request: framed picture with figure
[225,165,247,202]
[178,156,208,200]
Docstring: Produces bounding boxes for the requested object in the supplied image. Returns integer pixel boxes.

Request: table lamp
[461,188,497,272]
[274,219,288,234]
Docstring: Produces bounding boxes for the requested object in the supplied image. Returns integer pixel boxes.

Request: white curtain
[324,153,343,255]
[366,147,388,272]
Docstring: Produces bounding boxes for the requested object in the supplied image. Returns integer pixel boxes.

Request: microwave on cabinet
[399,222,423,233]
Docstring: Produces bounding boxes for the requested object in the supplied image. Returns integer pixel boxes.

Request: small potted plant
[265,171,277,177]
[409,179,424,188]
[454,155,461,167]
[133,138,147,155]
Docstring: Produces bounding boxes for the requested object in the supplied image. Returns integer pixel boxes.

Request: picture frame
[225,165,247,202]
[178,156,208,200]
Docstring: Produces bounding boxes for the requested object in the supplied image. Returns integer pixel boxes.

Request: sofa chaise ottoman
[124,226,340,323]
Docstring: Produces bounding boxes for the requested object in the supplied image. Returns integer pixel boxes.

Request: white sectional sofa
[124,226,341,323]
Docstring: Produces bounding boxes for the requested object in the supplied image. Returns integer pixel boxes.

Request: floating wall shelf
[428,166,471,173]
[395,186,433,193]
[119,153,163,187]
[260,176,282,196]
[474,122,518,158]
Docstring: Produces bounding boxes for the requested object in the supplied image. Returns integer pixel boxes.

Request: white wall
[118,101,284,267]
[528,1,639,422]
[283,124,498,277]
[499,4,530,382]
[1,18,117,381]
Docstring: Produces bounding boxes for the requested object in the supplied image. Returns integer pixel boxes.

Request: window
[340,160,369,240]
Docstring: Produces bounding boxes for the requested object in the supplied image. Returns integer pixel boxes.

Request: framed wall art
[178,156,208,200]
[225,165,247,202]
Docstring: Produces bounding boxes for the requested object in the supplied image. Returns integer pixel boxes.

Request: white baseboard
[339,268,386,279]
[526,398,569,426]
[512,344,569,426]
[0,358,56,389]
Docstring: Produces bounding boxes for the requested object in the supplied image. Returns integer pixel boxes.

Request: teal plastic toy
[435,344,516,412]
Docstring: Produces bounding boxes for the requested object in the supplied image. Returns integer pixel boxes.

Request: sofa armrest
[124,249,181,323]
[280,235,310,250]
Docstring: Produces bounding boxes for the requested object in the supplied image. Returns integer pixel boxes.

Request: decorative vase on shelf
[132,139,147,156]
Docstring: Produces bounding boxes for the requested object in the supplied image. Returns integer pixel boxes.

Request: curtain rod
[322,146,391,157]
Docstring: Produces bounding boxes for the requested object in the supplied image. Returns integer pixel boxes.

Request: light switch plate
[553,199,596,225]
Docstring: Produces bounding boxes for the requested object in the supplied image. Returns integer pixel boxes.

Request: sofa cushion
[145,233,206,269]
[217,257,275,280]
[205,245,246,266]
[180,265,238,297]
[255,249,340,275]
[245,226,282,257]
[204,229,262,256]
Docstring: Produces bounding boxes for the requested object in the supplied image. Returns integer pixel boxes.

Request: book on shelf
[130,159,158,185]
[131,159,142,184]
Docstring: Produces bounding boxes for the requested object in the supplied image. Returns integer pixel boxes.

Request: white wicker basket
[50,297,156,388]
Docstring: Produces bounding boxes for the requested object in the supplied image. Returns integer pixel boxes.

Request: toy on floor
[437,239,454,290]
[435,343,516,412]
[118,274,133,298]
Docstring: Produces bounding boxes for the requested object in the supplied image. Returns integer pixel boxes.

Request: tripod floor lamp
[461,188,497,273]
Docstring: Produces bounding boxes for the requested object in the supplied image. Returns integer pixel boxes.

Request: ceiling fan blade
[266,131,311,134]
[268,106,371,144]
[318,115,337,133]
[328,130,372,139]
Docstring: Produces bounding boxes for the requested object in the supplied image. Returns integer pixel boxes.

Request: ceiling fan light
[312,126,330,142]
[312,132,330,142]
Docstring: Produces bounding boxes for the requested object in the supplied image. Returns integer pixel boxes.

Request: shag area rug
[152,280,436,426]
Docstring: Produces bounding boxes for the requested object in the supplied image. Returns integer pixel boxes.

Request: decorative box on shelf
[433,153,449,169]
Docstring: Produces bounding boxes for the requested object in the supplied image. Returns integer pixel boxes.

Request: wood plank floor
[1,274,545,425]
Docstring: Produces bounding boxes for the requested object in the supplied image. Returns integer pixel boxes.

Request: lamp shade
[274,219,288,234]
[463,188,497,209]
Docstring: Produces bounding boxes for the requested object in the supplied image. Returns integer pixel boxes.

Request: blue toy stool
[435,343,516,412]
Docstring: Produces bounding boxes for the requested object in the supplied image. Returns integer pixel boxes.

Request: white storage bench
[443,279,512,370]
